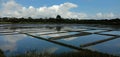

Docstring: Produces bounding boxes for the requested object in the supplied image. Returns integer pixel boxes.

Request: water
[0,24,120,57]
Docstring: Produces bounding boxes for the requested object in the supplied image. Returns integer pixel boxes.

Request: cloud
[0,0,87,19]
[0,0,118,19]
[96,12,115,19]
[0,0,23,17]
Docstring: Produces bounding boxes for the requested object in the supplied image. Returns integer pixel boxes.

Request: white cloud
[96,12,115,19]
[0,0,87,19]
[96,13,103,18]
[0,0,22,17]
[0,0,118,19]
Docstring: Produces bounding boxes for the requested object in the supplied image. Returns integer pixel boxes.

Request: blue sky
[15,0,120,13]
[0,0,120,19]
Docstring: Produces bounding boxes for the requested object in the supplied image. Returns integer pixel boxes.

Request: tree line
[0,15,120,25]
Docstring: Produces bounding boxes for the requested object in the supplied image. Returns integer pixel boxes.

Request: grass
[0,49,5,57]
[0,47,119,57]
[11,50,118,57]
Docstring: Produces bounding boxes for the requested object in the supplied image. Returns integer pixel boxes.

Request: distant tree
[115,18,120,20]
[56,15,62,19]
[28,17,32,19]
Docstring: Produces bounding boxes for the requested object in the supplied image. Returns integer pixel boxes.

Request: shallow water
[0,24,120,56]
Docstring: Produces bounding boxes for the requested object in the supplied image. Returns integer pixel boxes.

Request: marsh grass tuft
[11,50,118,57]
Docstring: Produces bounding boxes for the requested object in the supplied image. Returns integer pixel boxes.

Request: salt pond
[0,24,120,57]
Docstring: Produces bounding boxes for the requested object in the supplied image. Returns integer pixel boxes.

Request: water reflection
[0,24,120,57]
[0,34,77,56]
[85,38,120,56]
[55,34,112,48]
[0,34,26,53]
[55,26,63,31]
[46,25,63,32]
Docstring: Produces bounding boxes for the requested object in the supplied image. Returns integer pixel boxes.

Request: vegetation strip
[97,34,120,37]
[0,16,120,25]
[94,30,113,34]
[48,32,91,40]
[39,31,69,35]
[0,33,19,36]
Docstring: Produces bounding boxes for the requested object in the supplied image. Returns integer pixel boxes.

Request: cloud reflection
[0,34,26,52]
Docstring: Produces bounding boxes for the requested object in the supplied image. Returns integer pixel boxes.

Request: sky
[0,0,120,19]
